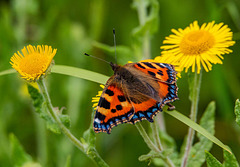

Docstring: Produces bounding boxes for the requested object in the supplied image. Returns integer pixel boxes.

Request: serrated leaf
[83,109,96,147]
[223,149,239,167]
[139,150,172,162]
[46,121,61,134]
[158,130,177,150]
[158,129,180,166]
[28,85,70,134]
[205,151,222,167]
[27,84,44,113]
[234,99,240,127]
[187,101,215,167]
[10,133,32,167]
[59,114,71,128]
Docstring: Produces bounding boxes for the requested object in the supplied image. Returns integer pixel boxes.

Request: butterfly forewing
[133,62,177,84]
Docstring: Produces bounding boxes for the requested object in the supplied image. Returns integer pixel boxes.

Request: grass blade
[165,110,231,154]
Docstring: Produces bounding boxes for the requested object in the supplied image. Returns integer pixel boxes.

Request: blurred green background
[0,0,240,166]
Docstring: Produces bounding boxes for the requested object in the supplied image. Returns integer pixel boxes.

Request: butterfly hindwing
[93,77,134,134]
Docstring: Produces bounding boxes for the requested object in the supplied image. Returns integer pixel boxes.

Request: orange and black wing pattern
[128,62,178,123]
[93,79,134,134]
[93,62,178,134]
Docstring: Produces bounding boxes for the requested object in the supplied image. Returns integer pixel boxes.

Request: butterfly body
[94,62,178,134]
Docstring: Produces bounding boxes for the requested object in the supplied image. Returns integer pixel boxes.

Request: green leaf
[0,66,109,86]
[205,151,222,167]
[157,129,180,166]
[83,109,96,147]
[223,149,239,167]
[27,84,70,134]
[51,65,109,85]
[165,110,231,154]
[187,101,215,167]
[205,147,239,167]
[139,150,173,166]
[22,162,42,167]
[234,99,240,127]
[139,150,172,162]
[59,114,71,129]
[0,69,15,76]
[158,130,177,151]
[10,133,32,167]
[27,84,44,114]
[131,0,159,60]
[64,155,71,167]
[132,0,159,36]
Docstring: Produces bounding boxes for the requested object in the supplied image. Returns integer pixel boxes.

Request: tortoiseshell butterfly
[93,61,178,134]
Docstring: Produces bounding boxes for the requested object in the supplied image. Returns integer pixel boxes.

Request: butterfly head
[110,62,121,73]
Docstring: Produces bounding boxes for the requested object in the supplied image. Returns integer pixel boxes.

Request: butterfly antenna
[113,28,117,63]
[84,53,110,64]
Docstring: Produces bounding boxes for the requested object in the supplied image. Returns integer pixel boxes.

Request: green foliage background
[0,0,239,166]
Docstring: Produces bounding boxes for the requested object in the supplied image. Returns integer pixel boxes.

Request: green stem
[152,121,175,167]
[135,0,151,59]
[33,112,47,165]
[136,123,160,152]
[37,79,109,167]
[152,121,163,151]
[136,123,175,167]
[156,113,166,132]
[181,70,202,167]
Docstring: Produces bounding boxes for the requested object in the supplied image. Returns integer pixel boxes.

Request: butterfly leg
[166,103,175,110]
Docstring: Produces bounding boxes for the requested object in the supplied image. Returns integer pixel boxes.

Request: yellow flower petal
[10,45,57,81]
[160,21,235,73]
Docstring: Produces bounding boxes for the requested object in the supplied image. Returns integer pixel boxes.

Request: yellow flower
[10,45,57,81]
[92,85,105,109]
[160,21,235,73]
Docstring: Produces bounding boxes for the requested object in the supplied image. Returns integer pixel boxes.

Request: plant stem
[136,123,175,167]
[153,121,175,167]
[152,121,163,151]
[135,0,151,59]
[33,112,47,165]
[156,113,166,132]
[136,123,160,153]
[181,70,202,167]
[37,78,109,167]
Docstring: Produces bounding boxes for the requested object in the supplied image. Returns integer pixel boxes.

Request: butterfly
[93,61,178,134]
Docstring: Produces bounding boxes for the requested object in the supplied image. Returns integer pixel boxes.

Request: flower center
[19,53,49,75]
[179,30,215,55]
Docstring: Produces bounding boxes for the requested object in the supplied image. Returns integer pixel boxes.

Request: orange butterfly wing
[125,62,178,124]
[93,62,178,133]
[93,77,134,134]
